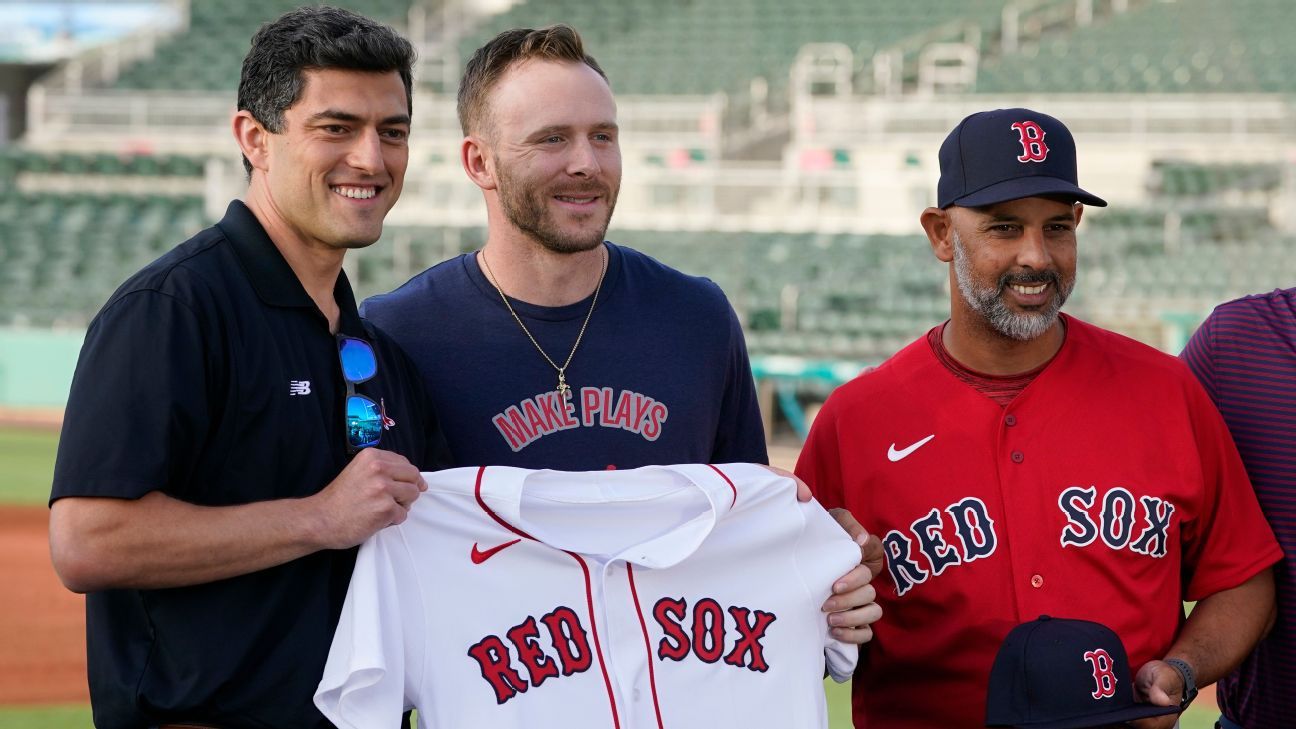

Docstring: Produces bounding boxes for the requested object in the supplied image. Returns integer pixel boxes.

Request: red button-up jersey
[797,314,1281,729]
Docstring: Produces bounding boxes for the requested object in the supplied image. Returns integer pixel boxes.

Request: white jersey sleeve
[315,526,425,728]
[796,496,862,682]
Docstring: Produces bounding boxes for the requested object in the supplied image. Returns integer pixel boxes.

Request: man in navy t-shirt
[365,25,762,472]
[363,24,883,644]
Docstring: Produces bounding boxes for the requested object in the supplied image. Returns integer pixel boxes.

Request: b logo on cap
[1011,121,1049,163]
[1083,649,1118,699]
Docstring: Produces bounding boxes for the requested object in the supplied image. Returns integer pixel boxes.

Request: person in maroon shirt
[1182,289,1296,729]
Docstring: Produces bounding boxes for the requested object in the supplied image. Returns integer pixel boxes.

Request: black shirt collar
[217,200,365,336]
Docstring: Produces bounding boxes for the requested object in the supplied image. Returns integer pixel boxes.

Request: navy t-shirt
[362,242,768,469]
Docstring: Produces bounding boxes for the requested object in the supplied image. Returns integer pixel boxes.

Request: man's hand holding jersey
[769,464,885,644]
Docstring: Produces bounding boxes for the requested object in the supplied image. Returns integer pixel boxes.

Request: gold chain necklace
[479,246,607,400]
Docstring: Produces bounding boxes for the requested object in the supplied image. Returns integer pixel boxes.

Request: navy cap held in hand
[986,615,1180,729]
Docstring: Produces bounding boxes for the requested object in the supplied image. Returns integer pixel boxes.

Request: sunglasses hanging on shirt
[338,335,381,454]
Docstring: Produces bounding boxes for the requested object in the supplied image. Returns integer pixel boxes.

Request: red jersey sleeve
[795,390,848,511]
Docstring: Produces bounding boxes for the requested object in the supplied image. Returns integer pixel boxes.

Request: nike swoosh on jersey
[887,434,936,462]
[470,539,522,564]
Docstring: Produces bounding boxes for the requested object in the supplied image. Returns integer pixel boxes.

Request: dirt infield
[0,505,87,704]
[0,407,62,431]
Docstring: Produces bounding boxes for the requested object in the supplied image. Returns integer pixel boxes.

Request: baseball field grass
[0,426,59,505]
[0,426,1218,729]
[0,704,92,728]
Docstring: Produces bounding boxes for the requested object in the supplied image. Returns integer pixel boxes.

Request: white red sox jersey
[314,463,859,729]
[796,315,1282,729]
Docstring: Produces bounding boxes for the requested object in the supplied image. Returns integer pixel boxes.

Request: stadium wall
[0,328,82,408]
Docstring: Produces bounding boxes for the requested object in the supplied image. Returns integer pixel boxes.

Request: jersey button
[1005,414,1017,427]
[1031,574,1044,588]
[1011,450,1024,463]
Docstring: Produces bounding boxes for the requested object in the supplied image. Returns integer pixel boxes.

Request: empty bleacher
[0,191,207,327]
[977,0,1296,94]
[459,0,1013,98]
[336,201,1296,365]
[1149,160,1283,199]
[5,0,1294,378]
[111,0,412,92]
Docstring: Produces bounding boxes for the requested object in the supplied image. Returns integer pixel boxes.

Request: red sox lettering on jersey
[467,606,592,704]
[316,463,859,729]
[492,386,669,452]
[1011,120,1049,162]
[468,597,778,705]
[652,598,776,672]
[884,486,1176,597]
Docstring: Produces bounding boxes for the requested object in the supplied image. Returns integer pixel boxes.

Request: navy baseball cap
[938,108,1107,209]
[986,616,1180,729]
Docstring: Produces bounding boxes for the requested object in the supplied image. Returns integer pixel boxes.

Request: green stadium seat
[978,0,1296,94]
[111,0,414,91]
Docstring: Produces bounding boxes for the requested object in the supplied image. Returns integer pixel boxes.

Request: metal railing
[793,94,1296,145]
[25,87,725,153]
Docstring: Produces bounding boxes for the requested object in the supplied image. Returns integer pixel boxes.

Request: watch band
[1165,657,1198,711]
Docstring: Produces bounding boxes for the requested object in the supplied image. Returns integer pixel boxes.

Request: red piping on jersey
[473,466,540,541]
[706,464,738,508]
[570,553,622,729]
[472,466,622,728]
[626,563,665,729]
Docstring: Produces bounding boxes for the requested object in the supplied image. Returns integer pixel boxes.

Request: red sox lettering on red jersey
[492,387,669,452]
[882,486,1176,597]
[315,463,859,728]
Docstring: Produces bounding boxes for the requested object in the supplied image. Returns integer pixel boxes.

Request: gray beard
[951,230,1072,341]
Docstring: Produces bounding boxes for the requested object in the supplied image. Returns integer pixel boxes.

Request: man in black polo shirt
[48,7,446,728]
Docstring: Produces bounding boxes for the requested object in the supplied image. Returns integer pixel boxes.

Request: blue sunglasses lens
[338,337,377,383]
[346,395,382,448]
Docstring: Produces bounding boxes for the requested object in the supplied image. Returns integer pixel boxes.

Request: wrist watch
[1165,658,1198,711]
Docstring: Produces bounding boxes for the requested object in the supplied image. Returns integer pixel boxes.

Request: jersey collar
[474,464,740,569]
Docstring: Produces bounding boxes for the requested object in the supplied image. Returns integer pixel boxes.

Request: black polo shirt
[52,200,448,729]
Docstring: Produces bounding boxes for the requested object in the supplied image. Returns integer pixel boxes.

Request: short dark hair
[457,24,607,137]
[237,5,416,175]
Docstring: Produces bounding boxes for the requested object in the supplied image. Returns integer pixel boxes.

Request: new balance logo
[289,380,312,396]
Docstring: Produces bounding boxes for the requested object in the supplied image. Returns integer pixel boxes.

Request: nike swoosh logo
[887,434,935,462]
[471,539,522,564]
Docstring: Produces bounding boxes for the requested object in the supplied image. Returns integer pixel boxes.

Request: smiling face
[481,59,620,254]
[946,196,1080,341]
[255,68,410,252]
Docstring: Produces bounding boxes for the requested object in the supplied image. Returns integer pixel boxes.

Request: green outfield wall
[0,328,84,408]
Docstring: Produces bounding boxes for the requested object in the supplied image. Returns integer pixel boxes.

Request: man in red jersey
[795,108,1280,729]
